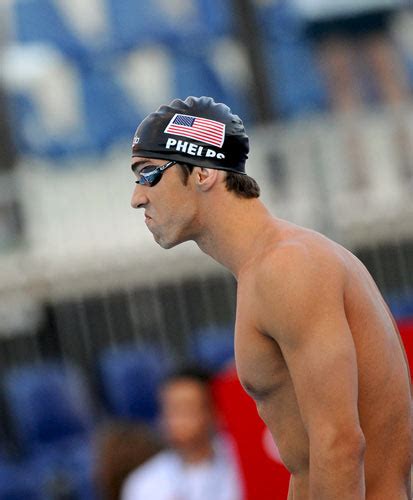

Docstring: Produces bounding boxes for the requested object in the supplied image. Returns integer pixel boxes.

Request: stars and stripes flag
[164,114,226,148]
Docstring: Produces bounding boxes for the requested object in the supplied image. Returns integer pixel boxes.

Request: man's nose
[130,183,149,209]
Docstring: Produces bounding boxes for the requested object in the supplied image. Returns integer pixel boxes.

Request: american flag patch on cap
[164,114,226,148]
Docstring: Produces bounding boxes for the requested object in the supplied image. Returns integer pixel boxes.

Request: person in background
[293,0,410,110]
[292,0,413,186]
[121,366,243,500]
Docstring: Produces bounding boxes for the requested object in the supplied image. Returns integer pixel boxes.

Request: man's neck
[178,441,215,465]
[194,196,278,278]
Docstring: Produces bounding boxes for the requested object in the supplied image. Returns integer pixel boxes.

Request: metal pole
[231,0,276,123]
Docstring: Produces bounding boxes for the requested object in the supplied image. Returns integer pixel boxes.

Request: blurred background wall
[0,0,412,498]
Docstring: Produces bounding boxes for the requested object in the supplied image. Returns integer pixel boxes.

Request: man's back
[342,240,411,497]
[235,219,412,499]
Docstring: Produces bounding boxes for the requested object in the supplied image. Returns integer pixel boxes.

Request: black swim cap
[132,96,249,174]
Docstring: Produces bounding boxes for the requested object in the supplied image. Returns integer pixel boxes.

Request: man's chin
[153,234,178,250]
[157,240,177,250]
[154,233,188,250]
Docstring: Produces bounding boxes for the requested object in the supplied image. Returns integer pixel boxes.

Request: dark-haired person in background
[129,96,412,499]
[121,367,243,500]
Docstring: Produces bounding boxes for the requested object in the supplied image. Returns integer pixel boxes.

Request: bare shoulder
[248,227,349,339]
[254,227,347,292]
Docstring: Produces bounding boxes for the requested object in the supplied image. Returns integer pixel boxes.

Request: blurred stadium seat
[106,0,205,51]
[12,0,86,58]
[5,0,256,159]
[254,0,327,117]
[2,44,92,158]
[171,50,232,106]
[197,0,235,37]
[2,361,98,498]
[119,41,251,123]
[254,0,304,42]
[80,64,139,153]
[386,290,413,320]
[199,37,253,121]
[99,344,171,422]
[190,324,235,372]
[0,459,43,500]
[3,46,141,159]
[3,361,94,453]
[265,39,327,118]
[27,437,97,500]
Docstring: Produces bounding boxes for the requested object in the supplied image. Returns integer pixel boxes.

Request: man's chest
[234,300,290,401]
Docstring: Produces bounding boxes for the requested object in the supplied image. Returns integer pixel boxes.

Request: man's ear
[193,167,220,192]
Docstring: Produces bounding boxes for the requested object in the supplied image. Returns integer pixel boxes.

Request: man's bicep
[279,309,361,438]
[256,246,363,437]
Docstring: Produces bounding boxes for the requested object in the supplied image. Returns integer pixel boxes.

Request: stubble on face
[146,170,199,249]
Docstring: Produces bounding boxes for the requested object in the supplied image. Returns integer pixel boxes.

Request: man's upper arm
[256,245,362,442]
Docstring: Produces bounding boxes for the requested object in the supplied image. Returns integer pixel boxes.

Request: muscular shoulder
[255,231,346,289]
[251,233,348,339]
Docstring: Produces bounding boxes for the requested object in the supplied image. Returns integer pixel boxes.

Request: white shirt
[121,437,243,500]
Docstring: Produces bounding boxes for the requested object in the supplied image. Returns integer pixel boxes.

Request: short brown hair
[179,164,260,199]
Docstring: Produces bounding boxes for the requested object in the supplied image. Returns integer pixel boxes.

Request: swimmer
[130,96,412,499]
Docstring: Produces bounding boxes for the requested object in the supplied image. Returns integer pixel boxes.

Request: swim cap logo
[165,138,225,160]
[164,114,225,148]
[132,135,140,146]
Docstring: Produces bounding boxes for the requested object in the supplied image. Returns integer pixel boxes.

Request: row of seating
[1,361,96,499]
[12,0,235,59]
[7,0,413,160]
[0,294,412,498]
[0,326,235,498]
[5,41,254,159]
[1,0,340,160]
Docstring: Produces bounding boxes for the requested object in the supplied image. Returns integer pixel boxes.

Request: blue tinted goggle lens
[139,170,160,186]
[136,161,176,187]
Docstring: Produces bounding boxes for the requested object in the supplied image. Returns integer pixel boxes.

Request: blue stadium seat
[3,362,94,454]
[168,48,252,123]
[255,0,328,117]
[190,325,235,372]
[255,0,304,43]
[99,344,170,422]
[28,437,97,500]
[0,458,43,499]
[117,42,252,124]
[171,52,228,104]
[106,0,205,51]
[196,0,235,37]
[7,62,139,159]
[386,290,413,320]
[80,66,139,153]
[265,39,327,118]
[12,0,86,59]
[9,90,93,159]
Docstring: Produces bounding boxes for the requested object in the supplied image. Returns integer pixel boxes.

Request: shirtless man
[130,96,412,499]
